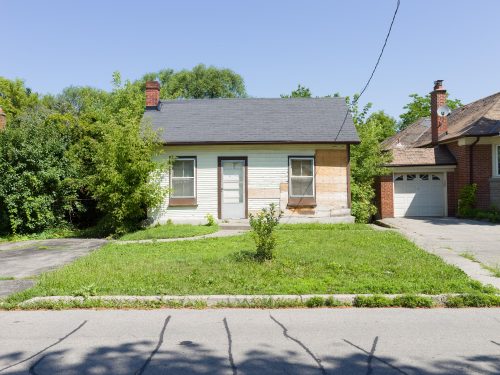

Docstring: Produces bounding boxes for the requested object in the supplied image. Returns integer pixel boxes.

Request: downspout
[469,137,480,184]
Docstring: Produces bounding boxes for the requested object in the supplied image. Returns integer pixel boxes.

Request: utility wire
[284,0,401,224]
[334,0,401,141]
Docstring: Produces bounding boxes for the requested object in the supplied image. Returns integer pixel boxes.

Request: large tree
[399,93,462,130]
[140,64,246,99]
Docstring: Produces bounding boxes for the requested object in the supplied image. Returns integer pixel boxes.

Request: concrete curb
[19,294,463,307]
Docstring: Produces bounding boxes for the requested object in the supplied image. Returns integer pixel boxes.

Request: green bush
[205,213,217,227]
[0,108,81,234]
[457,183,477,218]
[249,203,283,261]
[305,296,325,308]
[445,294,500,308]
[392,294,433,308]
[353,295,393,307]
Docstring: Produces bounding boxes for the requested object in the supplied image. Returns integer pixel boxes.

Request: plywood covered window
[288,156,316,207]
[169,157,197,206]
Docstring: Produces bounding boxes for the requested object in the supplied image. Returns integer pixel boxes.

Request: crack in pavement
[134,316,171,375]
[0,320,88,373]
[491,340,500,347]
[343,338,408,375]
[223,318,238,375]
[270,315,326,375]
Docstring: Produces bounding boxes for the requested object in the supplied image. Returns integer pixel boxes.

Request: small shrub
[324,297,344,307]
[457,184,477,218]
[166,218,173,225]
[353,295,393,307]
[305,296,325,308]
[474,207,500,223]
[445,293,500,308]
[72,284,97,298]
[249,203,283,261]
[392,294,434,308]
[205,213,217,227]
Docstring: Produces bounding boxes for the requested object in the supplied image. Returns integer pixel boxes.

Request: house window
[288,157,316,207]
[406,174,416,181]
[394,174,404,181]
[169,157,197,205]
[290,157,314,197]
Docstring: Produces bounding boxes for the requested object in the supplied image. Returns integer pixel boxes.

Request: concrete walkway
[0,239,106,297]
[114,229,248,245]
[1,308,499,374]
[379,218,500,289]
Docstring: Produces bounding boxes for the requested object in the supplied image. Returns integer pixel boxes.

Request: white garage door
[394,173,445,217]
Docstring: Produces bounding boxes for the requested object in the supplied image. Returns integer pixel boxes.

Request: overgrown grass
[460,252,500,278]
[7,224,495,304]
[119,223,218,241]
[0,226,105,243]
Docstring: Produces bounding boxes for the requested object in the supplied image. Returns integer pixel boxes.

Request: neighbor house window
[169,157,197,205]
[496,145,500,177]
[287,157,316,207]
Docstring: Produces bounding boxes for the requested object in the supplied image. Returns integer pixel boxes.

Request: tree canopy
[399,93,462,130]
[139,64,246,99]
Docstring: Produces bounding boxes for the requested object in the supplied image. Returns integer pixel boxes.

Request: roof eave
[161,140,361,146]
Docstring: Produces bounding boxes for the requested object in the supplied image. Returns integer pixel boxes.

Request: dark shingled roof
[385,147,456,167]
[143,98,359,144]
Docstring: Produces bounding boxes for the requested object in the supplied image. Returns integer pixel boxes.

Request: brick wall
[376,174,394,218]
[446,142,492,212]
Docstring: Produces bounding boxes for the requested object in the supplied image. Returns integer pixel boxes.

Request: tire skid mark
[135,316,171,375]
[270,315,326,375]
[0,320,88,373]
[223,318,238,375]
[343,338,409,375]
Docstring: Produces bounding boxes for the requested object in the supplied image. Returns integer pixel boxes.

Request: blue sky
[2,0,499,119]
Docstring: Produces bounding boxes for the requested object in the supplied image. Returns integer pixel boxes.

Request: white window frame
[493,145,500,177]
[170,157,196,198]
[289,156,315,198]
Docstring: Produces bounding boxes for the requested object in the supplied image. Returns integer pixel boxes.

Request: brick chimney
[145,81,160,109]
[0,107,6,131]
[430,79,448,145]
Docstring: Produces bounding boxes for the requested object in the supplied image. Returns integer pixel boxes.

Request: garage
[393,173,446,217]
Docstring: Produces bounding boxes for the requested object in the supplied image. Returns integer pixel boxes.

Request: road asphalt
[0,308,499,374]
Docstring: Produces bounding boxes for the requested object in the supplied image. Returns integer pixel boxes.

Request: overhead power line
[334,0,401,141]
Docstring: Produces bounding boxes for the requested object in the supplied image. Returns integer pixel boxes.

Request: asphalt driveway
[380,217,500,287]
[0,239,106,297]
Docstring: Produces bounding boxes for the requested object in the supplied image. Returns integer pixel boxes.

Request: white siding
[151,144,346,223]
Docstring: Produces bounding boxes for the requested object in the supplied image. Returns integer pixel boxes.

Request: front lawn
[119,223,218,240]
[11,224,492,301]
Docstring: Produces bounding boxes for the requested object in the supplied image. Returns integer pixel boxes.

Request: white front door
[221,159,246,219]
[394,173,446,217]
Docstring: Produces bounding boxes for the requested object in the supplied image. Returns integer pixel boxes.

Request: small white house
[143,81,359,224]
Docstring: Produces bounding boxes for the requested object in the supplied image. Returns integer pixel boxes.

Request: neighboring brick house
[377,80,500,218]
[143,81,359,224]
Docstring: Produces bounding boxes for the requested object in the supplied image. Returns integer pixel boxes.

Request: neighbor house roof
[383,92,500,149]
[143,98,359,145]
[385,147,457,167]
